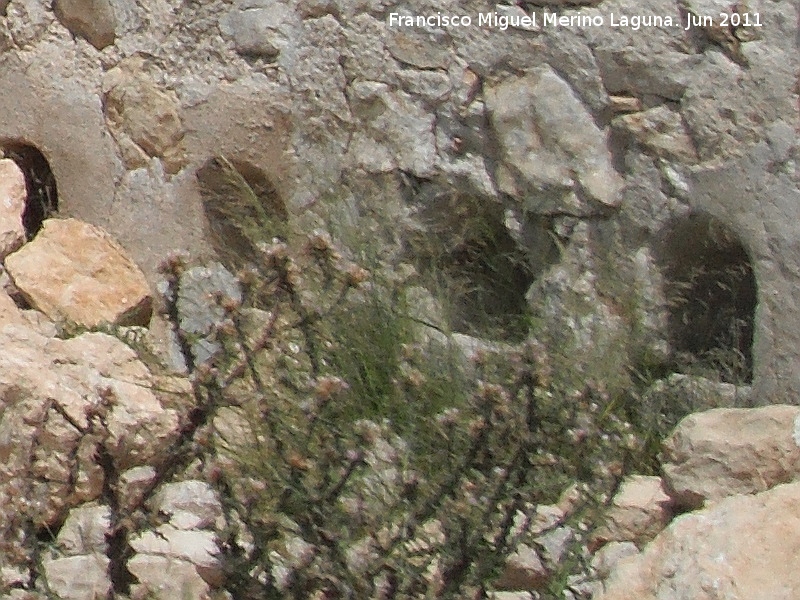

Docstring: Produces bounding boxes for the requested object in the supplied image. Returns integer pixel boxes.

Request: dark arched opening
[2,142,58,238]
[404,187,541,341]
[655,212,757,384]
[195,155,288,272]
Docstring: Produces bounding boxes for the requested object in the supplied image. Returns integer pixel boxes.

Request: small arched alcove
[404,187,543,341]
[195,155,288,272]
[1,142,58,238]
[655,212,757,384]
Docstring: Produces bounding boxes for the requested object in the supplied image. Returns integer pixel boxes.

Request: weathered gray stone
[42,554,110,600]
[119,465,157,511]
[53,0,116,50]
[127,554,210,600]
[56,504,111,556]
[485,66,623,215]
[130,525,219,570]
[535,526,574,567]
[151,480,222,530]
[219,3,299,61]
[176,262,241,365]
[347,83,437,177]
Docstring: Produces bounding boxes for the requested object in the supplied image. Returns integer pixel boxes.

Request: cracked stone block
[5,218,153,327]
[56,504,111,556]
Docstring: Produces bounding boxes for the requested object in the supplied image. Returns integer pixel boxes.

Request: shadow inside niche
[654,212,757,384]
[2,142,58,238]
[195,155,288,273]
[404,184,553,342]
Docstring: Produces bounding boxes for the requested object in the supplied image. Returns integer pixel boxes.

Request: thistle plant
[155,160,644,598]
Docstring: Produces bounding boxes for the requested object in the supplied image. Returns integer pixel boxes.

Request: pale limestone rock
[591,476,673,548]
[0,159,26,258]
[591,541,638,579]
[42,554,110,600]
[536,526,573,567]
[485,66,623,215]
[130,525,219,573]
[0,289,31,327]
[56,504,111,555]
[5,218,153,328]
[102,375,181,470]
[596,482,800,600]
[530,504,565,535]
[53,0,116,50]
[495,544,548,591]
[119,465,157,511]
[151,480,222,530]
[662,405,800,508]
[0,326,183,534]
[346,82,437,177]
[0,565,26,588]
[127,554,210,600]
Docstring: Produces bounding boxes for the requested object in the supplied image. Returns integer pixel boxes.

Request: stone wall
[0,0,797,398]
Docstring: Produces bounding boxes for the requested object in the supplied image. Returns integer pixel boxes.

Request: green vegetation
[157,164,751,597]
[164,220,641,598]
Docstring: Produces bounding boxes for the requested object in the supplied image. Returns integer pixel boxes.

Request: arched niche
[655,212,757,384]
[1,141,58,238]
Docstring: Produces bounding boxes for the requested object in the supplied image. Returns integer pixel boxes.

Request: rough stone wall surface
[0,1,795,597]
[0,0,796,396]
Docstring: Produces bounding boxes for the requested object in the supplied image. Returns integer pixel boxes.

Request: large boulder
[596,482,800,600]
[0,297,185,555]
[662,405,800,508]
[5,218,153,328]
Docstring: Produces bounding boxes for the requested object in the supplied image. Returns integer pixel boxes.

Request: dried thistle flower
[158,252,187,276]
[315,376,349,401]
[343,263,369,287]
